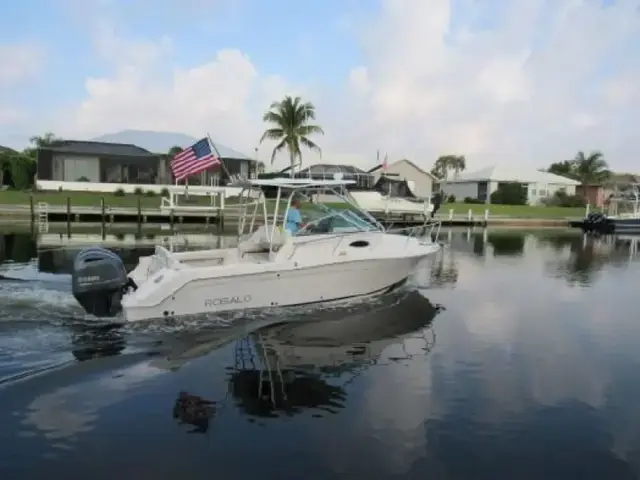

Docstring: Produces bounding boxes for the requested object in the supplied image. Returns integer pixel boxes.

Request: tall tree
[572,150,610,184]
[260,96,324,177]
[430,155,466,181]
[547,160,576,178]
[168,145,183,156]
[24,132,62,159]
[546,151,610,184]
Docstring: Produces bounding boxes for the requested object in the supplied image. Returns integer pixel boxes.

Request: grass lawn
[0,190,227,208]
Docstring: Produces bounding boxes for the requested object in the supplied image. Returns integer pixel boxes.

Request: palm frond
[259,128,285,144]
[270,139,287,164]
[296,124,324,136]
[262,111,285,125]
[299,136,321,155]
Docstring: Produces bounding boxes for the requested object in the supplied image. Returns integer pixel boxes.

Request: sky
[0,0,639,172]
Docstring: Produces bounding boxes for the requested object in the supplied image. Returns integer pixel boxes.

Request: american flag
[171,138,221,181]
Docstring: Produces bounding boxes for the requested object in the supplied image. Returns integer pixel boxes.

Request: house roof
[0,145,16,154]
[393,159,439,180]
[370,158,438,180]
[90,130,254,160]
[43,140,155,157]
[448,165,581,185]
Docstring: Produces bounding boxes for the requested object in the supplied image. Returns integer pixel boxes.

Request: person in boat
[285,195,304,234]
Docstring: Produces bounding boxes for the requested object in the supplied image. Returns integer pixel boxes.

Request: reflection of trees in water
[487,233,525,257]
[173,391,216,434]
[0,234,37,263]
[430,248,458,287]
[70,325,126,361]
[536,233,580,252]
[549,236,639,286]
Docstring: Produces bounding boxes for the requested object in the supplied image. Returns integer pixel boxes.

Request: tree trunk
[289,150,295,178]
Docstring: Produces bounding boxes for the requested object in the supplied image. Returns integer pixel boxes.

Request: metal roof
[448,165,581,185]
[90,130,253,160]
[297,163,370,175]
[43,140,154,157]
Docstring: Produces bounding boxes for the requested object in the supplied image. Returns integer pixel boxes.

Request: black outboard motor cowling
[71,247,132,318]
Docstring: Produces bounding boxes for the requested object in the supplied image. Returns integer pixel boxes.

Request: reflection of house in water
[38,245,155,274]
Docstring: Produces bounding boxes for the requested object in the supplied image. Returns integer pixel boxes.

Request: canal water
[0,229,639,479]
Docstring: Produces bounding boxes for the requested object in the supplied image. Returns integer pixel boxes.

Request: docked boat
[70,178,441,322]
[570,183,640,234]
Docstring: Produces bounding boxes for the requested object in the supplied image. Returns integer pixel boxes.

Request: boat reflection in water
[155,290,443,426]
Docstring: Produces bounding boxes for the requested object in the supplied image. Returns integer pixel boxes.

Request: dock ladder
[37,202,49,233]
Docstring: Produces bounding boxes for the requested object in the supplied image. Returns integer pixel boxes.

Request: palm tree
[451,155,466,179]
[572,150,610,184]
[546,160,576,179]
[260,96,324,177]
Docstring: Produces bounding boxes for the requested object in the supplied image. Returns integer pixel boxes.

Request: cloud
[341,0,640,168]
[0,43,44,85]
[0,107,28,127]
[41,0,640,171]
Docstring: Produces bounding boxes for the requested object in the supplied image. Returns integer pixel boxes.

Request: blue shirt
[285,207,302,234]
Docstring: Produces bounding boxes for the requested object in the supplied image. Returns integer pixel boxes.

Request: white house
[443,165,580,205]
[373,159,437,199]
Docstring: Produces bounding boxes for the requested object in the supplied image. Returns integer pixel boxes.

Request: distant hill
[90,130,252,159]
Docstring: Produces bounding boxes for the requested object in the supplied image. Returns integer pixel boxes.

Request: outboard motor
[71,247,135,318]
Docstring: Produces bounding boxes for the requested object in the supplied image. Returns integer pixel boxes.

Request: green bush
[133,187,144,195]
[446,194,456,203]
[490,183,527,205]
[145,190,156,197]
[76,176,90,182]
[160,187,170,197]
[464,197,485,204]
[114,188,126,196]
[542,191,586,208]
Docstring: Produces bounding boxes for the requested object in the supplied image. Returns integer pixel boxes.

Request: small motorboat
[570,183,640,234]
[70,178,441,322]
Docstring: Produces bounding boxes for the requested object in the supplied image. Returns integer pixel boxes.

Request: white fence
[36,180,244,198]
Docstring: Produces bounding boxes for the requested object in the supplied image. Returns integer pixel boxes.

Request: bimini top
[231,178,356,189]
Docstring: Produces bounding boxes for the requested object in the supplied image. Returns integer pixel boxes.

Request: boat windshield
[234,178,385,242]
[295,202,379,236]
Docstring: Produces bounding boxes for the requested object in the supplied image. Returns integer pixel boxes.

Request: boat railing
[387,218,442,242]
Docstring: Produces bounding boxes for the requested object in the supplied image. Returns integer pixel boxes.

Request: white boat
[349,190,434,216]
[70,178,441,322]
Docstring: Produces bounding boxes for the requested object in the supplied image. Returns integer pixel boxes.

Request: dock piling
[66,197,71,238]
[101,197,106,239]
[29,195,35,226]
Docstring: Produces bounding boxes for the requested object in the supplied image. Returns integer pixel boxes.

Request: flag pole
[206,133,233,182]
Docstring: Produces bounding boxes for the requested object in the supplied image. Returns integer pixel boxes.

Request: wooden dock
[0,202,575,232]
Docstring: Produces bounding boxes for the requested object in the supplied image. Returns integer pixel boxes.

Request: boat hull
[120,255,428,322]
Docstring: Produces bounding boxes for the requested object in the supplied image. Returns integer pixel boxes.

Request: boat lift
[160,185,228,213]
